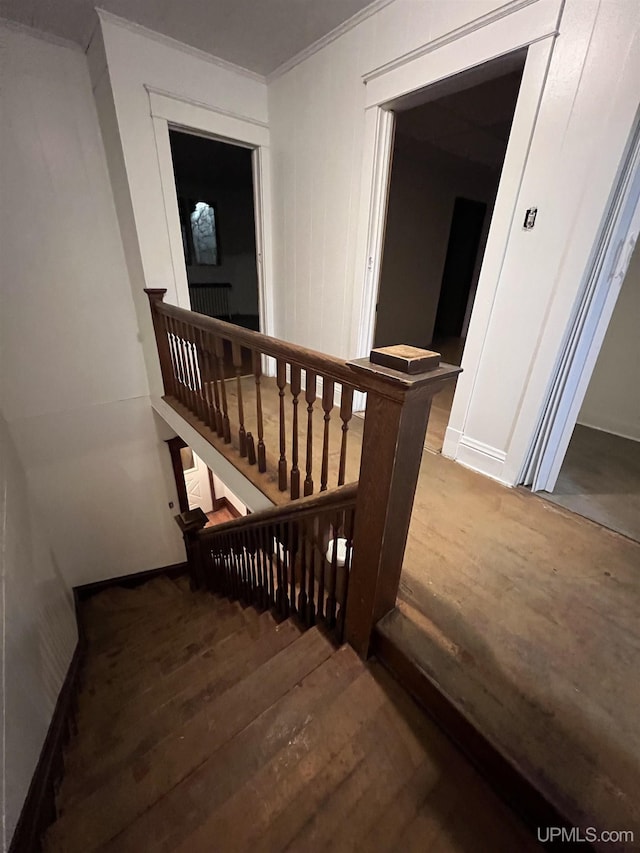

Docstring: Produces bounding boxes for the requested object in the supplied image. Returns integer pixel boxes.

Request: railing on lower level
[147,288,460,656]
[179,484,357,643]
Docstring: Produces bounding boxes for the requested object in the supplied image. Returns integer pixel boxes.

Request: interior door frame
[148,88,275,340]
[520,116,640,491]
[351,0,561,415]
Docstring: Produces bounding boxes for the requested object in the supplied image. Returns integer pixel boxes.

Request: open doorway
[540,237,640,541]
[166,438,245,528]
[374,55,525,451]
[168,130,261,332]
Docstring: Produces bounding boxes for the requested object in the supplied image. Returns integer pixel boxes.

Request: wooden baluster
[317,517,327,622]
[298,519,308,621]
[338,386,354,486]
[247,434,257,465]
[276,359,288,491]
[265,526,275,610]
[231,342,247,456]
[288,521,297,616]
[307,518,316,625]
[180,320,198,415]
[280,524,291,616]
[337,507,355,642]
[205,330,223,436]
[219,537,229,596]
[164,315,180,398]
[274,524,285,616]
[240,536,250,603]
[191,324,207,423]
[326,513,340,626]
[168,316,188,407]
[158,312,177,398]
[197,327,215,431]
[252,351,267,473]
[249,530,259,606]
[214,337,231,443]
[321,379,334,492]
[304,371,317,496]
[290,366,301,499]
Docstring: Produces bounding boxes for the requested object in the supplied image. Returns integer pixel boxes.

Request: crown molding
[0,16,83,52]
[95,8,266,85]
[266,0,396,83]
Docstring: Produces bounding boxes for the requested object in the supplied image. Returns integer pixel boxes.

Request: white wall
[268,0,640,485]
[0,410,78,847]
[89,16,268,397]
[578,238,640,442]
[375,134,497,348]
[0,24,185,588]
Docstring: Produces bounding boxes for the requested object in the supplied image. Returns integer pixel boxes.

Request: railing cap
[347,345,462,398]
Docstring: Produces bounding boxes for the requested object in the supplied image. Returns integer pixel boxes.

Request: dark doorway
[433,197,487,339]
[169,130,260,332]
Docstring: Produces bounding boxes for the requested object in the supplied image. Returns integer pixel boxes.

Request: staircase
[44,575,539,852]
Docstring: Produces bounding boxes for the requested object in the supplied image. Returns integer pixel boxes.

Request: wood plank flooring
[169,364,640,844]
[46,578,539,852]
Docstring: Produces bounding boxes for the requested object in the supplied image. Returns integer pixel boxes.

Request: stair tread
[46,627,338,852]
[64,610,289,769]
[45,578,539,853]
[59,615,301,803]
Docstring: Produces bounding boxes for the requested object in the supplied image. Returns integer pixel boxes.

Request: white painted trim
[152,396,274,512]
[363,0,541,83]
[443,36,556,463]
[455,435,508,483]
[148,91,275,335]
[0,15,83,52]
[520,119,640,490]
[364,0,560,108]
[95,8,265,83]
[266,0,396,82]
[148,89,269,144]
[353,107,395,358]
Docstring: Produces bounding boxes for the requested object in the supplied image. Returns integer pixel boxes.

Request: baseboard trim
[372,624,591,851]
[455,435,509,483]
[8,644,82,853]
[73,561,189,603]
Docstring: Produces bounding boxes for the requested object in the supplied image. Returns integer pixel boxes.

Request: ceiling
[0,0,378,76]
[396,67,525,171]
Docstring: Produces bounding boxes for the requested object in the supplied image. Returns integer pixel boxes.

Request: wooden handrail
[150,297,454,400]
[147,288,461,657]
[197,482,358,539]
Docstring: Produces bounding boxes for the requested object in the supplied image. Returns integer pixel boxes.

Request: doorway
[536,236,640,542]
[168,130,261,332]
[166,438,245,527]
[373,56,525,451]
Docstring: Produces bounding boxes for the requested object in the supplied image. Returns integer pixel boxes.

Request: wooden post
[144,288,174,396]
[344,345,461,658]
[175,508,208,590]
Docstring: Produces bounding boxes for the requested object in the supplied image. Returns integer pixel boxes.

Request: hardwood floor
[168,369,640,841]
[541,424,640,543]
[45,578,539,852]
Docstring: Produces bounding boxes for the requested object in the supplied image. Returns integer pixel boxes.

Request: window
[178,197,220,266]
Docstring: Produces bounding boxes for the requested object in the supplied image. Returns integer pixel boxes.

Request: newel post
[175,508,208,590]
[344,346,461,658]
[144,288,174,396]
